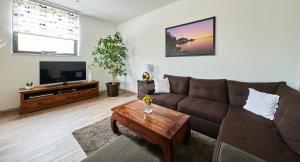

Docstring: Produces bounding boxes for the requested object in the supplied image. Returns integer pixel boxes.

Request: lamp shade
[141,64,153,72]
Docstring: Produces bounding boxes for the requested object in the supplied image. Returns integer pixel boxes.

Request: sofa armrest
[217,143,266,162]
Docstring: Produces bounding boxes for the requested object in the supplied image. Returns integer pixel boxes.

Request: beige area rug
[73,117,215,162]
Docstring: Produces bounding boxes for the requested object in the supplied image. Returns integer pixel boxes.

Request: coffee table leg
[111,113,119,134]
[160,141,173,162]
[183,127,191,145]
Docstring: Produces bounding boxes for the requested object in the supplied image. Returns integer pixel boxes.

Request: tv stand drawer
[55,92,79,103]
[79,88,98,97]
[23,96,55,112]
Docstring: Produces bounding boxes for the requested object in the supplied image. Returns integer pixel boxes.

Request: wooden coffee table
[111,100,191,162]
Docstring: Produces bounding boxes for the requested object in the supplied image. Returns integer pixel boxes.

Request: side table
[137,80,154,99]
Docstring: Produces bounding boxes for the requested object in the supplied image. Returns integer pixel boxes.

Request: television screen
[40,61,86,85]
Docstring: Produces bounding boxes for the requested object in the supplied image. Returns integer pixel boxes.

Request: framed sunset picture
[165,17,216,57]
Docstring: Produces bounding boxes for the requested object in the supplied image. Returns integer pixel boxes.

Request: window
[12,0,79,56]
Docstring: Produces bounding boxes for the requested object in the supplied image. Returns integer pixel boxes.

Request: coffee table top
[111,100,190,139]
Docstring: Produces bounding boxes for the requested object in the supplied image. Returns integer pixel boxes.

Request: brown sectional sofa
[138,75,300,162]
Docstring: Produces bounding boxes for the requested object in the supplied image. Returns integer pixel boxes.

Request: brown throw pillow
[164,75,190,95]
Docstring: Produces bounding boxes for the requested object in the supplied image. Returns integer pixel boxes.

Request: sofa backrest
[164,74,190,95]
[227,80,285,107]
[274,85,295,123]
[189,78,228,103]
[274,85,300,155]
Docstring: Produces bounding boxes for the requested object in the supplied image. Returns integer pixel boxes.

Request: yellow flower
[143,95,152,104]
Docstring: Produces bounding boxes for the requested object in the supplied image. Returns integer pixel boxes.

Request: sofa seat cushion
[178,97,228,123]
[151,93,186,110]
[215,106,300,162]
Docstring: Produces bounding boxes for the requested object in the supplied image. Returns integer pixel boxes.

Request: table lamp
[141,64,153,81]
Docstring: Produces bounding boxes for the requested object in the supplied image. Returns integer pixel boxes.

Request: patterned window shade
[13,0,79,40]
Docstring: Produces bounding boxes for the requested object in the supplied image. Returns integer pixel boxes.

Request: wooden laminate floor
[0,91,136,162]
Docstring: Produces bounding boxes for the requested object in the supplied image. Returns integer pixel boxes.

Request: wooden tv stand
[19,81,99,114]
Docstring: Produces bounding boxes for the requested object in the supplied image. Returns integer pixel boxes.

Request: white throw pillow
[154,78,170,93]
[243,88,280,120]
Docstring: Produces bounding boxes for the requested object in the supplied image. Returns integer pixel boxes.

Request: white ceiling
[45,0,179,24]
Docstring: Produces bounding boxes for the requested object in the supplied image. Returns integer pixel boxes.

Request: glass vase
[144,103,152,113]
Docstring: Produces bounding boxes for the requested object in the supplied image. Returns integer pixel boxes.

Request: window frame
[11,0,80,56]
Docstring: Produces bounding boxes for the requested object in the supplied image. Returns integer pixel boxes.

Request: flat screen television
[40,61,86,85]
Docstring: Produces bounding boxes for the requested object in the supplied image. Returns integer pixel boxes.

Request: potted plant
[25,82,34,90]
[92,32,128,97]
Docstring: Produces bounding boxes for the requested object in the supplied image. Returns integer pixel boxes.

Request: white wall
[0,0,116,111]
[296,1,300,90]
[297,54,300,89]
[117,0,299,92]
[297,29,300,90]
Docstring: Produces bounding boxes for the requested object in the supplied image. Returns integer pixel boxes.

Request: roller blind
[12,0,79,40]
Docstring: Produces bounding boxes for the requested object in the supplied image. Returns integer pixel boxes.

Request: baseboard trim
[100,89,137,95]
[122,89,137,95]
[0,108,18,114]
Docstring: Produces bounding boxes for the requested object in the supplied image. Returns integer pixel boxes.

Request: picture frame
[165,17,216,57]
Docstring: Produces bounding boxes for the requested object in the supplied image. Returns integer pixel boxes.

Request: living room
[0,0,299,162]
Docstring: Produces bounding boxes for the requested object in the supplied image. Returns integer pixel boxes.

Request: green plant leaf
[92,32,128,80]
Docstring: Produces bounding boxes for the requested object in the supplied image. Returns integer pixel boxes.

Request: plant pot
[106,82,120,97]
